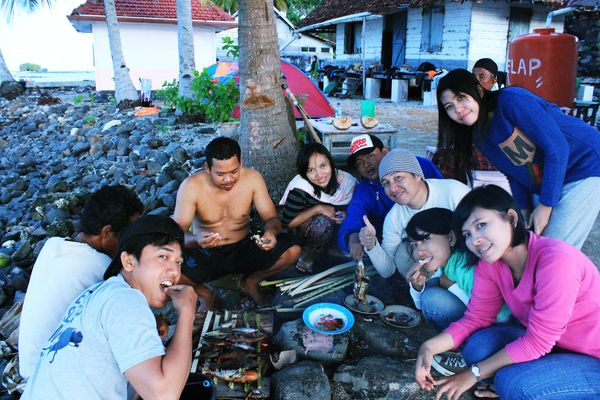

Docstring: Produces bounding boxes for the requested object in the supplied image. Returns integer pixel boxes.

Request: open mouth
[418,257,433,264]
[160,280,174,290]
[478,243,493,257]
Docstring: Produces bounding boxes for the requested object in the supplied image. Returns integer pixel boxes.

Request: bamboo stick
[288,261,357,297]
[293,281,355,308]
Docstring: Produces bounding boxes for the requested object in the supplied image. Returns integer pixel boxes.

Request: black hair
[406,208,454,241]
[435,69,503,183]
[473,58,498,77]
[205,136,241,168]
[296,142,339,198]
[453,185,528,266]
[80,185,143,236]
[103,216,185,280]
[404,208,454,258]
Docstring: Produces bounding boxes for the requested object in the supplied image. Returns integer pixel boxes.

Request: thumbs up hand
[359,215,377,251]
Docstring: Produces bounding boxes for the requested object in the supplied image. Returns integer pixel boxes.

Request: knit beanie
[473,58,498,77]
[378,149,424,182]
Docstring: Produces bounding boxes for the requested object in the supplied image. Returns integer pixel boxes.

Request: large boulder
[274,319,348,364]
[271,360,331,400]
[0,81,24,100]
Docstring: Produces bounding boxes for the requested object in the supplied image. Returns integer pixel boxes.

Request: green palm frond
[1,0,53,21]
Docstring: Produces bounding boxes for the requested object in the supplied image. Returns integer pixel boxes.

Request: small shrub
[74,95,84,105]
[156,79,179,111]
[83,115,96,126]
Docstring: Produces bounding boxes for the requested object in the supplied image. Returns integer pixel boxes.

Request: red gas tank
[507,28,577,108]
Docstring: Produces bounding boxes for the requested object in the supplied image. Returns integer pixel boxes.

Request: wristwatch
[470,363,482,383]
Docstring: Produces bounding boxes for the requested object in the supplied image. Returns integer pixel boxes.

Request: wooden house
[298,0,571,71]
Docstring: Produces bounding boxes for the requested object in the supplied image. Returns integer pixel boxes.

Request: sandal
[474,383,498,399]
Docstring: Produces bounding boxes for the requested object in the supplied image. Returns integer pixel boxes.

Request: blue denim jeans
[462,324,600,399]
[420,278,466,332]
[535,177,600,249]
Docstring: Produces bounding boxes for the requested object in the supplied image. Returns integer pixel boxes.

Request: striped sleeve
[281,188,321,225]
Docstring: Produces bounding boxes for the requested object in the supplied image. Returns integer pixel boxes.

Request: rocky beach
[1,87,599,399]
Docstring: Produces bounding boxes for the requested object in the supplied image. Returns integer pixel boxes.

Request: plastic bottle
[335,102,342,117]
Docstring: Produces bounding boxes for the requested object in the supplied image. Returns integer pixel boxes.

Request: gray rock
[82,174,101,185]
[11,179,28,192]
[50,104,69,114]
[33,238,48,258]
[17,157,36,169]
[161,193,177,209]
[72,142,91,156]
[147,207,171,216]
[157,180,180,197]
[333,356,421,400]
[46,219,73,238]
[274,319,348,364]
[44,207,71,225]
[271,361,331,400]
[0,81,24,100]
[11,241,31,261]
[21,121,37,135]
[353,318,417,358]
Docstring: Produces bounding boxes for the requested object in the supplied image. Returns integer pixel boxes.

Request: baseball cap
[347,134,384,166]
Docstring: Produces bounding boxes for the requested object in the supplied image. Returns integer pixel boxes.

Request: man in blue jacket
[337,134,442,260]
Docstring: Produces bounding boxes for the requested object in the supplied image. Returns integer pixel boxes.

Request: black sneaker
[431,351,467,376]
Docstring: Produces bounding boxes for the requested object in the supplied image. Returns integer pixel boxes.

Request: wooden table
[310,118,398,164]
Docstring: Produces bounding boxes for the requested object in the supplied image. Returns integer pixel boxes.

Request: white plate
[343,294,385,315]
[303,303,354,335]
[380,305,422,329]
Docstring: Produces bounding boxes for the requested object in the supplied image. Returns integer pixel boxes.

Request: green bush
[156,69,240,123]
[156,79,179,110]
[74,95,84,105]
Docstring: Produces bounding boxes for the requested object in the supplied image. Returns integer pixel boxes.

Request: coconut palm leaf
[1,0,53,21]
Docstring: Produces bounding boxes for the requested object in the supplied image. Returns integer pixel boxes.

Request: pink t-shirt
[446,233,600,363]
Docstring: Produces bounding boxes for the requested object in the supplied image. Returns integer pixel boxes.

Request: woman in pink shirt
[415,185,600,399]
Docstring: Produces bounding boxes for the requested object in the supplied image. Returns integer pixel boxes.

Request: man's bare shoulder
[179,171,210,192]
[242,167,265,182]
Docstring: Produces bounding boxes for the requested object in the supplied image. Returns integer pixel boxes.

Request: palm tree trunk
[103,0,138,103]
[176,0,196,107]
[0,48,15,83]
[237,0,298,201]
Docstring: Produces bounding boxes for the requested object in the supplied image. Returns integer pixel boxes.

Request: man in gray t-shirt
[22,215,197,400]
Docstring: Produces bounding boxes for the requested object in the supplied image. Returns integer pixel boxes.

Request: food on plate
[384,311,413,325]
[361,116,379,129]
[333,116,353,130]
[314,313,345,331]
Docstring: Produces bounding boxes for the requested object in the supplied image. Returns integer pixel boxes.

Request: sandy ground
[328,98,600,268]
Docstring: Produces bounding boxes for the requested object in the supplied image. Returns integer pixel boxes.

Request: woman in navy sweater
[435,68,600,249]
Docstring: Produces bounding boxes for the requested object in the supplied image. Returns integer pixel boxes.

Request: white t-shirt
[18,237,111,379]
[21,275,165,400]
[365,179,470,278]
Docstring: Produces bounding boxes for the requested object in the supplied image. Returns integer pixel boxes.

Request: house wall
[335,17,384,67]
[92,22,216,91]
[405,1,472,70]
[468,3,565,71]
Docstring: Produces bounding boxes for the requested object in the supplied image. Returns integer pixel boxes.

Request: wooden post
[362,17,366,99]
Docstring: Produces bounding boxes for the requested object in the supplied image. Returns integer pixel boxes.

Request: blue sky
[0,0,94,71]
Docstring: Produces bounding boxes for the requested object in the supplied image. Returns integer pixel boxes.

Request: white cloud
[0,0,94,71]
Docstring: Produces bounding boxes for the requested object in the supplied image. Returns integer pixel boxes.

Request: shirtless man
[174,137,301,306]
